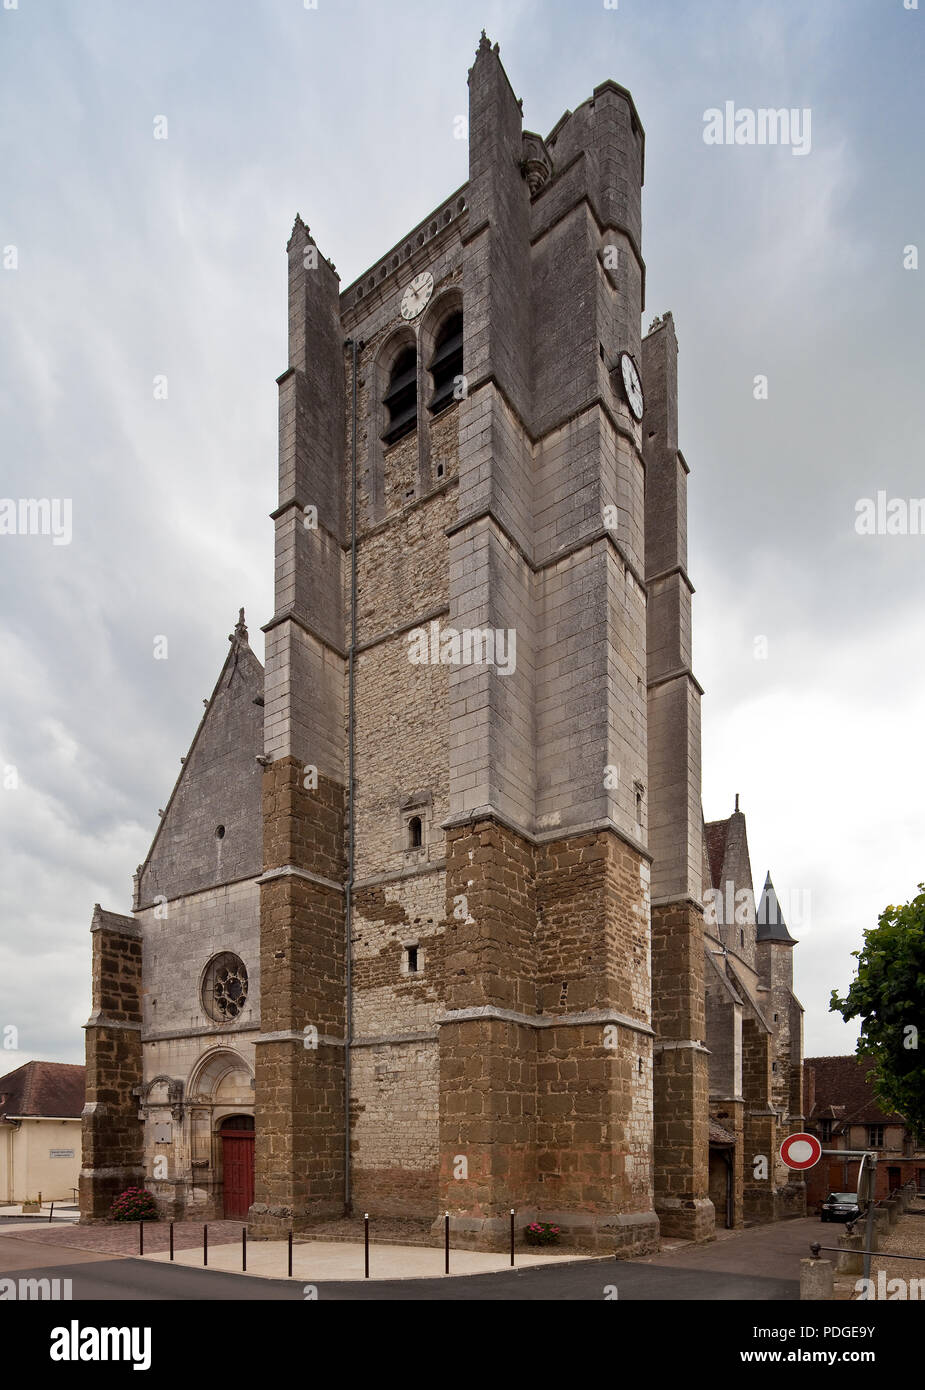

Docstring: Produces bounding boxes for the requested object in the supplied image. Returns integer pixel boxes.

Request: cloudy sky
[1,0,922,1070]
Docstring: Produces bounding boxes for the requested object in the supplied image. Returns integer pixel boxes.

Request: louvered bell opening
[428,315,463,416]
[382,350,417,446]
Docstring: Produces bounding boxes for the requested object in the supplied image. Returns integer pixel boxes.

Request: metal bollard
[287,1228,292,1278]
[242,1225,247,1272]
[510,1208,515,1267]
[139,1220,144,1256]
[203,1223,208,1267]
[169,1221,174,1261]
[48,1201,55,1224]
[444,1211,450,1274]
[364,1213,370,1279]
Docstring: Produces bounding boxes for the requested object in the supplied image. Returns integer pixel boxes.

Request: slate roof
[805,1055,905,1127]
[756,872,797,944]
[0,1061,85,1119]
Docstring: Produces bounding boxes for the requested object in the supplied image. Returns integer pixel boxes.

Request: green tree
[830,885,925,1135]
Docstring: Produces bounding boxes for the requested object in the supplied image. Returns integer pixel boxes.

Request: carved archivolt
[134,1074,184,1121]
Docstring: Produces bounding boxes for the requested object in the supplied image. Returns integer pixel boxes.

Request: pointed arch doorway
[220,1115,254,1219]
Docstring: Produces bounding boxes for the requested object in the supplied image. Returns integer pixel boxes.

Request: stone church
[80,35,804,1249]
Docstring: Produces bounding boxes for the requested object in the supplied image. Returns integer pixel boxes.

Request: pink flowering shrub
[110,1187,159,1222]
[524,1220,560,1246]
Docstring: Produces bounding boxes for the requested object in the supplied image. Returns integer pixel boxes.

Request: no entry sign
[780,1132,822,1170]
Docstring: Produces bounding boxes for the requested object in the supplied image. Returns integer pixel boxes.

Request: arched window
[382,347,417,445]
[428,312,463,416]
[408,815,422,849]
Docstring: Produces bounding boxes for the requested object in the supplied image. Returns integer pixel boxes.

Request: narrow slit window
[407,945,419,973]
[408,815,422,849]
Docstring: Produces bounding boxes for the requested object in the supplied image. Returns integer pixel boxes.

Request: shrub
[524,1220,560,1246]
[110,1187,159,1223]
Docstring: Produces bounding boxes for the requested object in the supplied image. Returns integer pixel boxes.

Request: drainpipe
[725,1150,734,1230]
[344,336,360,1215]
[3,1119,20,1204]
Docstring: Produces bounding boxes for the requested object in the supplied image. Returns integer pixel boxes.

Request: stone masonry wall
[251,758,347,1234]
[80,914,144,1221]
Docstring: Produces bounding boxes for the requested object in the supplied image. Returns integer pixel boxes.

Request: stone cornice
[353,860,447,891]
[436,1004,654,1038]
[646,665,705,697]
[257,865,344,894]
[256,1029,344,1048]
[441,805,652,863]
[84,1014,142,1032]
[645,561,695,595]
[260,606,347,660]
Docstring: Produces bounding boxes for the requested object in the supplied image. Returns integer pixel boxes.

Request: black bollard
[242,1225,247,1272]
[510,1208,515,1267]
[139,1220,144,1257]
[169,1221,174,1261]
[288,1228,293,1278]
[203,1223,208,1267]
[364,1213,370,1279]
[444,1211,450,1274]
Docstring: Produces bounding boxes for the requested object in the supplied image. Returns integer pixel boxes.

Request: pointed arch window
[428,311,463,416]
[382,347,417,445]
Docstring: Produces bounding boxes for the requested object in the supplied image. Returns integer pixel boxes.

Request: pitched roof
[805,1055,905,1126]
[136,611,264,907]
[0,1061,85,1119]
[704,818,730,890]
[704,804,754,906]
[756,872,797,945]
[709,1119,737,1146]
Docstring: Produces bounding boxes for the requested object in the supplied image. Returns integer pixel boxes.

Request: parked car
[821,1191,865,1223]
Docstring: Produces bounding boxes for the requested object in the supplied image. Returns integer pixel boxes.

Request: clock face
[620,352,645,421]
[400,271,434,321]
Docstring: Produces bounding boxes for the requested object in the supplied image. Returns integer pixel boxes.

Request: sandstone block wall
[80,912,144,1221]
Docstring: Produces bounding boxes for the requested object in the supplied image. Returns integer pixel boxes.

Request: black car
[821,1191,865,1223]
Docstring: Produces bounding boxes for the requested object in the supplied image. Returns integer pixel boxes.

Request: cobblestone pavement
[0,1219,244,1255]
[847,1207,925,1299]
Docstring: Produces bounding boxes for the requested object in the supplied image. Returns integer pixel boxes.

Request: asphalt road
[0,1221,805,1300]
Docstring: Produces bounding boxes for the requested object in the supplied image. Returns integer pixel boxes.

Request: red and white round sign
[780,1132,822,1170]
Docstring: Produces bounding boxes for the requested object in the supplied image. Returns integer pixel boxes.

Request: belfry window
[428,312,463,416]
[382,347,417,445]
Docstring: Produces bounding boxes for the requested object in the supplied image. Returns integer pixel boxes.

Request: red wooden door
[222,1125,254,1219]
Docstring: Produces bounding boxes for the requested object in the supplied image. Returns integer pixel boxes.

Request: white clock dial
[620,351,644,421]
[400,271,434,321]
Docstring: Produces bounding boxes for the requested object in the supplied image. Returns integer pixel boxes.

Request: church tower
[247,32,706,1252]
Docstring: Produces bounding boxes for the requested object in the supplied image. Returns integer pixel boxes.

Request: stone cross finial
[231,608,248,644]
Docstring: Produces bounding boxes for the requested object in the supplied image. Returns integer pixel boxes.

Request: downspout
[725,1150,734,1230]
[4,1119,20,1204]
[344,336,360,1215]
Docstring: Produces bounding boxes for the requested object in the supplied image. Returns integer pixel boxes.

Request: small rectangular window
[406,945,418,974]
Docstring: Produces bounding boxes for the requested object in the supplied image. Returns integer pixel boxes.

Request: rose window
[202,953,249,1022]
